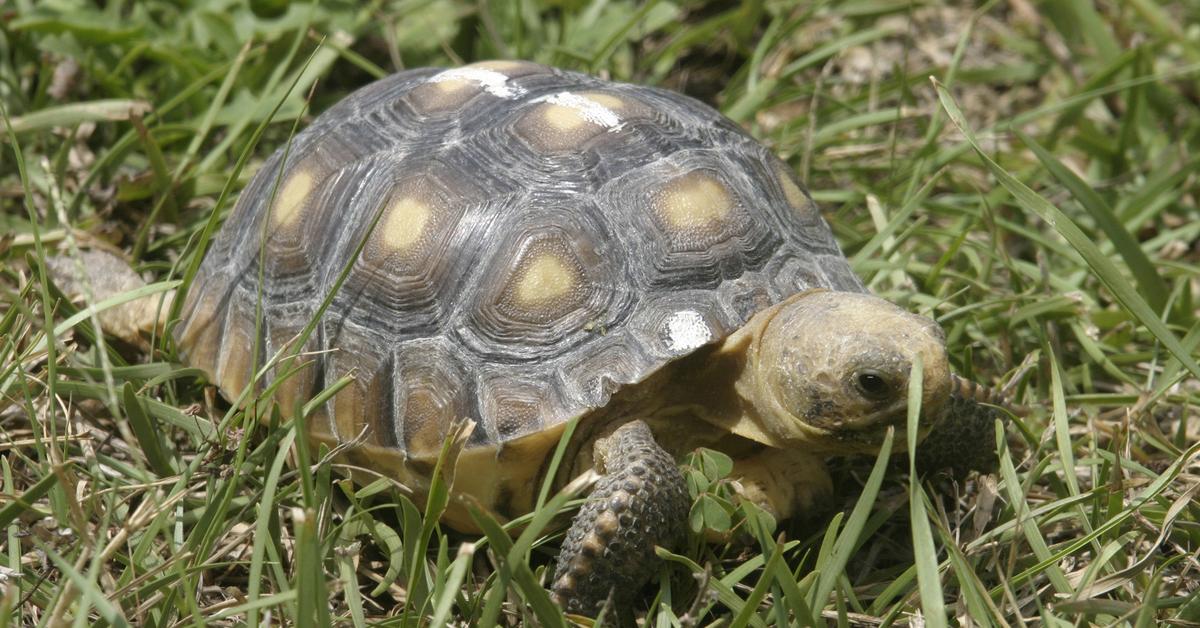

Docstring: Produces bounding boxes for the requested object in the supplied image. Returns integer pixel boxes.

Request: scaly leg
[917,375,1010,477]
[551,420,690,616]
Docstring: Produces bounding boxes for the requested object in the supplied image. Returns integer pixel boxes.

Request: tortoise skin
[174,61,864,516]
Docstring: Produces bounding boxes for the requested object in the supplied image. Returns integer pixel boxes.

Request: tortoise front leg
[916,375,1011,477]
[551,420,690,616]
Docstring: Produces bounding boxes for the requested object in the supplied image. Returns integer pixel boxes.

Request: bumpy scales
[551,421,689,614]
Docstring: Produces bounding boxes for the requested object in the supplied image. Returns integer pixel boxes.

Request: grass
[2,0,1199,625]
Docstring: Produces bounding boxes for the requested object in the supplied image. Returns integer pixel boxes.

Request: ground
[1,1,1199,626]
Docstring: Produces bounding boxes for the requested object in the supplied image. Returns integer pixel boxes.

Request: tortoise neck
[546,343,747,488]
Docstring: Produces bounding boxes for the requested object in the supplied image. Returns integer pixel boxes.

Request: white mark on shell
[662,310,712,353]
[428,67,526,98]
[532,92,623,130]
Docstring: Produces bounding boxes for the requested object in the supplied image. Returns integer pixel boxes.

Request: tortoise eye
[854,370,892,401]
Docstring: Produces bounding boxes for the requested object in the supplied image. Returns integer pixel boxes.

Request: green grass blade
[729,538,785,628]
[31,279,181,355]
[6,99,150,134]
[470,508,522,627]
[656,547,767,628]
[905,358,947,627]
[55,380,214,437]
[335,540,367,628]
[293,505,332,628]
[535,416,580,512]
[809,429,893,620]
[121,382,175,476]
[933,511,1006,625]
[935,80,1200,381]
[430,541,476,627]
[1017,129,1171,315]
[1048,353,1082,498]
[39,542,131,628]
[0,466,60,529]
[246,427,297,626]
[405,419,470,618]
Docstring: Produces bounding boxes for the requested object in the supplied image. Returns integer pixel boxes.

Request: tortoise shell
[175,61,863,501]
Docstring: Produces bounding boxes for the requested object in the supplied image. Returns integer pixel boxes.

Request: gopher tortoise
[61,61,1004,616]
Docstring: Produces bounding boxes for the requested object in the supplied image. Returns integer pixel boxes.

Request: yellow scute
[658,172,732,230]
[381,197,431,251]
[434,77,472,94]
[515,253,577,304]
[542,103,593,131]
[774,164,809,213]
[579,92,626,110]
[271,170,315,227]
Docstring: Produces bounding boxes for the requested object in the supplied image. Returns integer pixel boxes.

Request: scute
[477,371,558,441]
[336,156,487,337]
[653,170,736,234]
[506,240,586,314]
[392,339,474,457]
[598,150,784,290]
[324,324,397,448]
[176,64,864,512]
[458,202,633,362]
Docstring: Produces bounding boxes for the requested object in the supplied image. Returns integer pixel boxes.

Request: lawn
[2,0,1199,626]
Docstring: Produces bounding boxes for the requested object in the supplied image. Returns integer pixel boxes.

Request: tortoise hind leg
[551,420,690,616]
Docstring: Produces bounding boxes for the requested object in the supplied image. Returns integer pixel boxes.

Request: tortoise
[57,61,1004,616]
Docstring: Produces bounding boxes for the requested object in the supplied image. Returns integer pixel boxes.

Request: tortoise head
[746,290,951,453]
